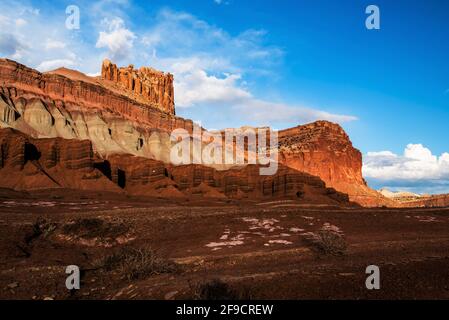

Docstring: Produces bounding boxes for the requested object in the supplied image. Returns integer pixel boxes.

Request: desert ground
[0,188,448,300]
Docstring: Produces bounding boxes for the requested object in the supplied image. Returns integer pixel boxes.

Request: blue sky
[0,0,448,193]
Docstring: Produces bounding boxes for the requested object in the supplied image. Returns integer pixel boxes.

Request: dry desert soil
[0,188,448,300]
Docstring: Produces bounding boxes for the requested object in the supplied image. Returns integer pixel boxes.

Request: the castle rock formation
[101,59,175,115]
[0,58,396,207]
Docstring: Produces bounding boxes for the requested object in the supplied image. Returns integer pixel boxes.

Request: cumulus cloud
[45,39,66,50]
[0,2,91,72]
[36,59,76,72]
[96,17,136,61]
[141,9,356,127]
[174,69,251,107]
[0,33,26,58]
[0,3,356,128]
[363,144,449,193]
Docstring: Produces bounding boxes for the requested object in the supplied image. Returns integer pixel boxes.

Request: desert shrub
[26,218,57,243]
[302,224,347,255]
[192,279,251,300]
[62,218,128,239]
[95,246,178,280]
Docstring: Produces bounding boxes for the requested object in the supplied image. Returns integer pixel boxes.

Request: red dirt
[0,189,448,300]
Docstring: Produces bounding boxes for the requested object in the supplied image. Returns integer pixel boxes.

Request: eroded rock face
[0,58,392,207]
[0,59,190,161]
[0,128,119,191]
[401,194,449,208]
[0,128,353,205]
[278,121,396,207]
[101,59,175,115]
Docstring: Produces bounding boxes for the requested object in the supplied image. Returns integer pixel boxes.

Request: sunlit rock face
[0,58,393,207]
[277,121,397,207]
[101,59,175,115]
[0,58,192,162]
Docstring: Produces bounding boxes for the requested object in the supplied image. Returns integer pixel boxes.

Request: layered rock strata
[101,59,175,115]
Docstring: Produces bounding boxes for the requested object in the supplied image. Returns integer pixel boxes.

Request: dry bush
[302,224,347,255]
[26,218,57,243]
[62,218,128,239]
[95,246,178,280]
[192,279,252,300]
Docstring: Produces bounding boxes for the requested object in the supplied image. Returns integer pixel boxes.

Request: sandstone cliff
[278,121,397,207]
[400,194,449,208]
[0,127,353,206]
[0,58,395,207]
[0,127,120,191]
[101,59,175,115]
[0,58,192,162]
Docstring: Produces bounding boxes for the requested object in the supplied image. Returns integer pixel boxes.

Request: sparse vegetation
[62,218,129,240]
[192,279,252,300]
[26,218,57,243]
[94,246,179,280]
[302,224,347,255]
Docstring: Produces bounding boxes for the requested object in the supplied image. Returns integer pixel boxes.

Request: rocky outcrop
[278,121,396,207]
[0,128,353,205]
[379,188,421,202]
[101,59,175,115]
[400,194,449,208]
[104,154,353,204]
[0,58,393,207]
[0,58,192,161]
[0,127,120,191]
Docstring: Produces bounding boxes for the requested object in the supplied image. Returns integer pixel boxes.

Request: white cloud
[96,17,136,61]
[363,144,449,193]
[45,39,66,50]
[235,99,357,124]
[36,59,76,72]
[175,69,251,107]
[0,2,101,73]
[15,18,27,27]
[0,3,356,128]
[0,33,26,57]
[140,9,356,127]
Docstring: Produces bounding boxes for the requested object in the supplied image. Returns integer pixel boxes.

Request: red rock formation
[278,121,396,207]
[0,58,394,207]
[0,59,189,131]
[401,194,449,208]
[0,127,120,191]
[101,59,175,115]
[0,128,353,205]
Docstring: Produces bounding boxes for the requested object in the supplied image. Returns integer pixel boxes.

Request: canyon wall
[0,58,192,161]
[0,58,395,207]
[278,121,397,207]
[0,127,352,206]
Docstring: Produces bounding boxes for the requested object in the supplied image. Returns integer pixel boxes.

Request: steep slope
[0,128,354,206]
[0,127,120,191]
[0,58,392,207]
[0,58,192,161]
[278,121,396,207]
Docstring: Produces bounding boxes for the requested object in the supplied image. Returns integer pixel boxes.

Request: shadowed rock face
[0,127,353,205]
[0,58,393,207]
[0,58,191,161]
[277,121,395,207]
[0,127,120,191]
